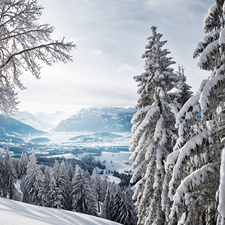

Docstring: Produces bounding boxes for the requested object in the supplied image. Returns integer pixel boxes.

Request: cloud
[58,88,74,93]
[91,49,102,55]
[117,62,136,73]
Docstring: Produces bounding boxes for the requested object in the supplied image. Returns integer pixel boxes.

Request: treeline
[0,149,137,225]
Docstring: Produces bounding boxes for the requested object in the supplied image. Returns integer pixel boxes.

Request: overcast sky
[17,0,214,113]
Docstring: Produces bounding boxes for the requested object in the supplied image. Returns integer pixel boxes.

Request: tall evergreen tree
[58,160,70,209]
[129,26,179,225]
[42,166,62,209]
[102,186,112,220]
[71,165,97,216]
[100,169,108,202]
[166,1,225,224]
[21,150,44,205]
[0,150,5,196]
[111,185,128,224]
[18,152,28,179]
[124,185,137,225]
[3,148,17,199]
[176,65,192,108]
[91,168,101,212]
[67,162,74,182]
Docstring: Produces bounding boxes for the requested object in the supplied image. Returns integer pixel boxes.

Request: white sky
[16,0,214,113]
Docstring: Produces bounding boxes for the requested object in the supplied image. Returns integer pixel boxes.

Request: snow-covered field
[48,151,133,174]
[25,131,132,147]
[0,197,120,225]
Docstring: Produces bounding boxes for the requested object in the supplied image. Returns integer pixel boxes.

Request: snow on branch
[193,30,220,58]
[176,94,200,128]
[219,28,225,45]
[218,147,225,218]
[200,75,225,111]
[165,150,180,171]
[197,40,219,69]
[204,3,221,33]
[173,162,218,205]
[130,106,160,144]
[131,105,152,124]
[171,130,210,180]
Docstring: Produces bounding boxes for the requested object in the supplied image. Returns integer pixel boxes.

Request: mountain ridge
[53,107,137,132]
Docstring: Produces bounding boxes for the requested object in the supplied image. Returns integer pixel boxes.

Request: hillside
[11,111,54,131]
[0,197,120,225]
[0,115,46,139]
[54,107,136,132]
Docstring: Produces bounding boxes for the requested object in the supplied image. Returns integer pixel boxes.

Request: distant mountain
[11,111,54,131]
[34,111,75,126]
[0,114,46,141]
[53,107,137,132]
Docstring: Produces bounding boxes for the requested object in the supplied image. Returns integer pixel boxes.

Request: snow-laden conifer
[0,149,5,195]
[21,150,44,205]
[91,168,101,212]
[58,161,70,209]
[100,169,108,202]
[42,166,62,209]
[111,185,124,223]
[123,185,137,225]
[167,1,225,224]
[18,152,28,179]
[175,65,192,108]
[71,165,97,216]
[102,186,112,220]
[3,148,17,199]
[67,162,74,182]
[129,26,179,225]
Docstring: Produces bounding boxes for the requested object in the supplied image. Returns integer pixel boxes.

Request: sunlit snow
[0,197,120,225]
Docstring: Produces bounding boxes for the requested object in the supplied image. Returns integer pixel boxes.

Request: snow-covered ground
[48,151,133,174]
[0,197,120,225]
[24,131,132,147]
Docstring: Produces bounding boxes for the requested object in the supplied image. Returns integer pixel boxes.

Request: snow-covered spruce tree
[91,168,101,212]
[100,169,108,202]
[123,185,137,225]
[42,166,62,209]
[3,148,17,199]
[0,0,75,115]
[175,65,192,108]
[129,26,179,225]
[166,1,225,224]
[21,150,44,205]
[58,160,70,210]
[102,186,112,220]
[18,152,28,179]
[67,162,74,182]
[111,185,125,223]
[0,149,5,196]
[71,165,97,216]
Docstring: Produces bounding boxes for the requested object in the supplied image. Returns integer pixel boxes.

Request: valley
[0,107,136,183]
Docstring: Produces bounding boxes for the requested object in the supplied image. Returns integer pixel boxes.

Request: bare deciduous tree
[0,0,75,114]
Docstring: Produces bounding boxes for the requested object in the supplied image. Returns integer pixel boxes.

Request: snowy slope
[0,197,120,225]
[0,114,45,138]
[11,111,54,131]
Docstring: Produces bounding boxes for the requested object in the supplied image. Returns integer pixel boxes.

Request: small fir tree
[91,168,101,212]
[18,152,28,179]
[71,165,97,216]
[3,148,17,199]
[22,150,44,205]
